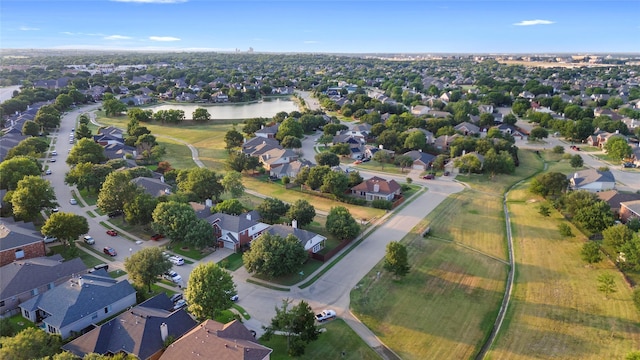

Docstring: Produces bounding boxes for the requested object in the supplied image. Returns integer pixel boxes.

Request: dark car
[443,171,450,176]
[103,247,117,256]
[151,233,165,241]
[362,158,371,162]
[422,174,435,180]
[108,210,123,218]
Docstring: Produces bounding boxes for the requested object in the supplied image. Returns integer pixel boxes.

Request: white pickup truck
[315,309,336,322]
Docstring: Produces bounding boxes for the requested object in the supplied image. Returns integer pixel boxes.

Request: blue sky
[1,0,638,53]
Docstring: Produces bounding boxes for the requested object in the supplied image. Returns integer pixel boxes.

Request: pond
[149,97,299,120]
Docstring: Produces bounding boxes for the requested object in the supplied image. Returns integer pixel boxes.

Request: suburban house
[103,143,136,160]
[132,176,173,198]
[0,255,86,317]
[255,124,279,139]
[406,128,435,145]
[596,190,640,217]
[403,150,436,171]
[242,136,279,154]
[20,269,137,339]
[208,212,270,251]
[269,159,313,179]
[351,176,401,201]
[454,122,480,136]
[0,127,29,162]
[0,219,46,267]
[478,104,494,114]
[63,293,197,360]
[568,169,615,192]
[266,222,327,254]
[160,319,272,360]
[433,134,459,151]
[492,124,527,139]
[258,147,299,171]
[620,200,640,223]
[364,145,395,160]
[586,130,625,148]
[411,105,431,116]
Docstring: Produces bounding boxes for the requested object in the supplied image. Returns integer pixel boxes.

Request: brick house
[0,220,46,267]
[207,211,270,251]
[351,176,401,201]
[620,200,640,223]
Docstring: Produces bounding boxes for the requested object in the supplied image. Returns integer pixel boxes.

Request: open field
[259,319,380,360]
[351,217,508,360]
[487,185,640,359]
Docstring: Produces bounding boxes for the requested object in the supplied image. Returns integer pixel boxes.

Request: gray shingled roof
[266,224,324,249]
[570,169,615,187]
[1,255,86,300]
[132,177,172,197]
[63,293,197,360]
[207,212,263,233]
[0,220,43,251]
[20,270,135,328]
[403,150,436,165]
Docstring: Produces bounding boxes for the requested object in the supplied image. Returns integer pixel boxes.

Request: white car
[83,235,95,245]
[168,256,184,266]
[163,270,183,285]
[51,150,57,156]
[45,169,52,175]
[43,235,58,243]
[70,199,78,205]
[173,299,187,311]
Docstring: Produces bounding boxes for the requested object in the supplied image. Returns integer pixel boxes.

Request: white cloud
[304,40,319,44]
[513,19,555,26]
[111,0,187,3]
[104,35,132,40]
[149,36,181,42]
[19,26,40,31]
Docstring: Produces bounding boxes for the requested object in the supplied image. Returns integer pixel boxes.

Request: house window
[313,243,322,253]
[23,309,30,319]
[31,288,39,296]
[47,324,56,333]
[15,249,25,260]
[104,305,111,314]
[48,282,55,290]
[0,301,4,307]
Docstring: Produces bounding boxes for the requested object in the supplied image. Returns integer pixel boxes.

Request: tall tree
[103,97,127,116]
[177,168,224,202]
[243,233,307,277]
[226,151,247,172]
[41,212,89,247]
[262,299,320,357]
[257,197,290,224]
[221,171,245,198]
[281,135,302,149]
[384,241,410,277]
[570,154,584,169]
[214,199,245,215]
[403,131,426,150]
[11,176,57,221]
[529,172,568,198]
[320,171,349,196]
[372,150,391,170]
[152,201,198,243]
[604,137,632,160]
[184,218,216,249]
[0,328,62,360]
[66,138,107,165]
[21,120,40,136]
[326,206,360,241]
[306,166,331,190]
[602,224,635,250]
[317,133,334,148]
[224,129,244,151]
[315,152,340,167]
[75,123,92,139]
[65,163,113,193]
[395,155,414,172]
[97,171,141,214]
[123,192,158,226]
[184,262,236,320]
[0,156,41,190]
[287,199,316,227]
[581,241,603,264]
[192,107,211,122]
[125,247,172,293]
[574,200,614,233]
[276,117,304,140]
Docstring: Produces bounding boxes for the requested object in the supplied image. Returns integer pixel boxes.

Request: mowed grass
[351,219,508,360]
[486,185,640,360]
[259,319,380,360]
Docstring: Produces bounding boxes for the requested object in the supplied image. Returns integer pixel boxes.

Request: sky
[1,0,639,54]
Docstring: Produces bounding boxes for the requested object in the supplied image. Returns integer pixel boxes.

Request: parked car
[49,158,56,162]
[43,235,58,244]
[108,210,123,218]
[443,171,450,176]
[172,299,187,311]
[163,270,183,285]
[230,294,239,302]
[69,199,78,205]
[353,160,362,165]
[623,162,636,168]
[83,235,95,245]
[51,150,57,156]
[168,256,185,266]
[315,309,337,322]
[103,246,117,256]
[106,230,118,236]
[361,157,371,163]
[422,174,435,180]
[91,263,109,272]
[45,169,52,175]
[151,233,165,241]
[51,207,59,213]
[169,293,183,303]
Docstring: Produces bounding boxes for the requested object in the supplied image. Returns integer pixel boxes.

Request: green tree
[257,197,290,224]
[75,123,92,140]
[603,136,632,160]
[633,289,640,312]
[125,247,172,293]
[483,149,515,177]
[65,163,113,193]
[326,206,360,241]
[21,120,40,136]
[538,204,551,217]
[41,212,89,247]
[0,328,62,360]
[11,176,57,221]
[281,135,302,149]
[103,97,127,116]
[0,156,41,190]
[317,133,334,148]
[34,105,61,129]
[262,299,320,357]
[597,273,617,299]
[372,150,391,170]
[306,165,331,190]
[347,170,364,187]
[54,93,73,110]
[454,153,482,174]
[315,152,340,167]
[528,127,549,140]
[243,233,307,277]
[226,151,247,172]
[123,192,158,226]
[620,236,640,271]
[287,199,316,227]
[224,129,244,152]
[627,351,640,360]
[66,138,107,165]
[529,172,569,198]
[97,171,141,214]
[192,107,211,121]
[552,145,564,154]
[581,241,603,264]
[384,241,410,277]
[320,171,349,196]
[403,131,426,150]
[329,143,351,156]
[221,171,245,198]
[276,118,304,140]
[570,154,584,169]
[184,218,216,249]
[152,201,198,243]
[603,224,635,250]
[214,199,245,215]
[127,108,153,123]
[558,223,574,237]
[395,155,414,172]
[574,200,614,233]
[177,168,224,202]
[184,262,236,320]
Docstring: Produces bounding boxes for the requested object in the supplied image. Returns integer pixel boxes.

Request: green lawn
[78,188,98,206]
[253,258,325,286]
[219,252,244,271]
[348,159,410,175]
[48,244,105,268]
[259,319,380,360]
[165,241,214,260]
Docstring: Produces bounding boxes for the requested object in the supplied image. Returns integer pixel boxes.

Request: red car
[103,247,117,256]
[422,174,435,180]
[151,234,165,241]
[106,230,118,236]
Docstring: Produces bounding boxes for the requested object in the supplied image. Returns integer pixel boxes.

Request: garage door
[412,164,425,170]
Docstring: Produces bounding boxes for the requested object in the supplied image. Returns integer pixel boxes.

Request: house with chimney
[255,123,280,139]
[63,293,197,360]
[207,211,270,251]
[19,269,136,339]
[160,319,272,360]
[351,176,401,202]
[132,176,173,198]
[265,222,326,254]
[568,168,615,192]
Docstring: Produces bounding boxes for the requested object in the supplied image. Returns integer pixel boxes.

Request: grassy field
[351,217,508,360]
[486,184,640,360]
[259,319,380,360]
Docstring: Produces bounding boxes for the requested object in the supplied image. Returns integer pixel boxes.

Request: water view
[149,97,299,120]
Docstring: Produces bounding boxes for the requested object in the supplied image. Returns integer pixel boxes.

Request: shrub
[372,199,393,210]
[633,289,640,312]
[553,145,564,154]
[558,223,574,237]
[282,176,290,185]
